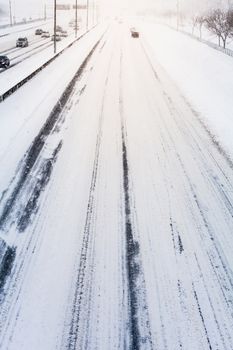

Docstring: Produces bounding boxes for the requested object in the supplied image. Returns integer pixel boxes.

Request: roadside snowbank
[140,22,233,159]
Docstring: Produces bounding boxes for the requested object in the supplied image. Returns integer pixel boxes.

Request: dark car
[35,29,43,35]
[16,37,29,47]
[51,34,62,42]
[130,28,139,38]
[55,25,63,32]
[41,31,50,38]
[0,55,10,68]
[60,30,68,37]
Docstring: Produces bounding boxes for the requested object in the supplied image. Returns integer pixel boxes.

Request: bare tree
[205,9,233,48]
[190,15,198,35]
[196,15,206,39]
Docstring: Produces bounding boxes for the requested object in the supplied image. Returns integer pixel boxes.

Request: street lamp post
[44,3,47,21]
[75,0,78,38]
[54,0,57,54]
[9,0,13,26]
[92,0,95,27]
[176,0,179,30]
[86,0,89,31]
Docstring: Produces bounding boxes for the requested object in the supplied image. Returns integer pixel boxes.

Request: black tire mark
[194,253,231,349]
[0,38,102,231]
[67,47,113,350]
[17,141,62,232]
[0,41,52,74]
[0,242,16,291]
[193,284,213,350]
[67,130,101,350]
[119,50,153,350]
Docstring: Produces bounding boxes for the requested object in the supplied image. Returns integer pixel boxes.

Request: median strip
[0,26,98,103]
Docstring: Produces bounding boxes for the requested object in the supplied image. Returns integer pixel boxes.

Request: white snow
[0,20,233,350]
[138,21,233,159]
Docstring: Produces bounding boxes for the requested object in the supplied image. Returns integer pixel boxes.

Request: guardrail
[0,18,49,30]
[179,29,233,58]
[163,22,233,59]
[0,27,96,103]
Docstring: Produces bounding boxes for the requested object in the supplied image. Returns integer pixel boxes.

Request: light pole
[86,0,89,31]
[9,0,13,26]
[176,0,179,30]
[92,0,94,27]
[54,0,57,54]
[75,0,77,38]
[44,3,47,21]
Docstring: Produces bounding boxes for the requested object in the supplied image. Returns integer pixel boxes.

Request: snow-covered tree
[205,8,233,47]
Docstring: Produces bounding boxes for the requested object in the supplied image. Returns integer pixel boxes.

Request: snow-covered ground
[0,11,90,95]
[158,16,233,50]
[0,19,51,36]
[138,21,233,160]
[0,19,233,350]
[0,28,86,95]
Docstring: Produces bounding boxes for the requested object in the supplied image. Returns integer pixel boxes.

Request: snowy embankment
[0,19,52,36]
[139,22,233,160]
[0,27,89,96]
[0,23,107,240]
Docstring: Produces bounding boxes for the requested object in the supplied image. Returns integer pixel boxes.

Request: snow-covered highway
[0,22,233,349]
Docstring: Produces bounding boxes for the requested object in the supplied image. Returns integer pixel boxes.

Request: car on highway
[130,28,139,38]
[69,20,75,27]
[35,29,43,35]
[60,30,68,37]
[55,25,63,32]
[69,21,80,31]
[0,55,10,68]
[51,34,62,42]
[41,31,50,38]
[16,37,29,47]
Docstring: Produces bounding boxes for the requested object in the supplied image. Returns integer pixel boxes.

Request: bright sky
[0,0,224,20]
[0,0,151,20]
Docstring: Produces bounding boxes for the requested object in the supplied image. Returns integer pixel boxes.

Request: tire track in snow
[159,115,233,347]
[0,38,102,233]
[119,50,153,350]
[0,41,52,74]
[0,35,106,349]
[66,49,113,350]
[0,37,45,56]
[127,36,233,348]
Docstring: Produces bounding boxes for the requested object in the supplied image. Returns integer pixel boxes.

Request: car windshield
[18,38,25,41]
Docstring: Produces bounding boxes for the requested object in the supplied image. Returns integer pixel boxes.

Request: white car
[42,31,50,38]
[60,30,68,37]
[51,34,62,42]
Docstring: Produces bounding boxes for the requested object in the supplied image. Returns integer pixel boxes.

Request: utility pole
[176,0,179,30]
[54,0,57,54]
[9,0,13,26]
[86,0,89,31]
[44,3,47,21]
[75,0,77,38]
[92,0,95,27]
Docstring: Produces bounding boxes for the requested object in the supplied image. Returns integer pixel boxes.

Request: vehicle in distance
[60,30,68,37]
[16,37,29,47]
[130,28,139,38]
[51,34,62,41]
[69,17,81,27]
[55,25,63,32]
[35,29,43,35]
[41,31,50,38]
[0,55,10,68]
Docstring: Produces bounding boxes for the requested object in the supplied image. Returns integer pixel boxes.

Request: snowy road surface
[0,23,233,349]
